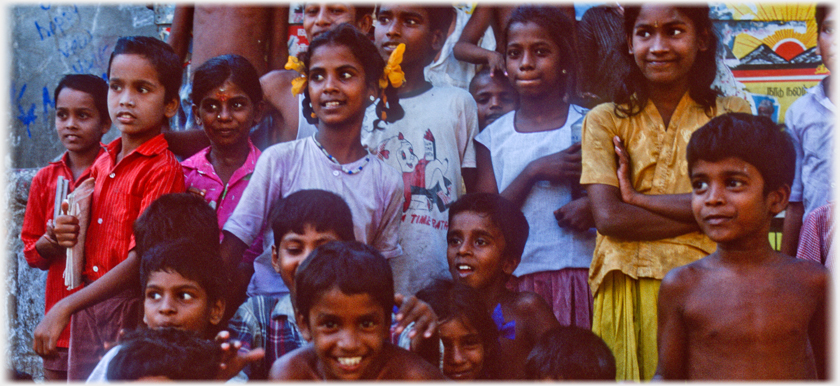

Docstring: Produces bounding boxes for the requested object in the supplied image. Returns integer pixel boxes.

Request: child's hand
[53,201,80,248]
[215,330,265,380]
[529,142,582,183]
[554,197,595,232]
[487,51,507,77]
[32,302,72,357]
[613,136,641,205]
[187,187,206,199]
[393,294,437,340]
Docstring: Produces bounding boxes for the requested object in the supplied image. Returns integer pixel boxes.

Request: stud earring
[311,112,317,118]
[561,69,567,75]
[370,95,375,101]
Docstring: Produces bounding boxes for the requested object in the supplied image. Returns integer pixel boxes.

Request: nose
[385,19,400,38]
[448,345,467,366]
[119,90,134,107]
[315,8,330,27]
[488,95,503,111]
[519,50,535,70]
[650,33,669,54]
[705,183,725,206]
[217,103,232,121]
[158,295,176,315]
[336,328,361,353]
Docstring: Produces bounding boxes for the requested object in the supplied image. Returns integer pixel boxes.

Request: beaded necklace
[312,136,370,175]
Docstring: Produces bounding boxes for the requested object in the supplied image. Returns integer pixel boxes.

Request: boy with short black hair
[33,35,186,380]
[364,3,480,296]
[228,189,438,379]
[656,113,829,380]
[525,326,616,380]
[105,327,221,381]
[21,73,111,381]
[781,4,835,256]
[468,67,517,131]
[446,192,559,379]
[269,241,445,380]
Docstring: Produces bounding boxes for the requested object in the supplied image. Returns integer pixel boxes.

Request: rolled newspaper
[64,177,95,290]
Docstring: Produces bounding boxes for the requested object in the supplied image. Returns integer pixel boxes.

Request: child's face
[628,5,708,89]
[297,287,389,380]
[108,54,178,140]
[374,5,443,70]
[690,157,788,246]
[447,211,516,290]
[143,270,223,334]
[55,87,110,154]
[303,3,361,40]
[308,43,376,128]
[505,21,566,99]
[272,225,342,296]
[471,74,517,130]
[440,316,485,381]
[818,7,836,73]
[193,79,259,149]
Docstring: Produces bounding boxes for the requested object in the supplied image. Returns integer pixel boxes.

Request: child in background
[105,328,221,381]
[468,67,517,131]
[656,113,828,380]
[781,4,835,256]
[221,24,404,303]
[228,189,439,380]
[474,6,596,329]
[21,74,110,381]
[415,279,501,380]
[34,36,187,380]
[181,54,266,304]
[269,241,445,380]
[364,4,479,296]
[580,4,750,380]
[260,3,374,144]
[525,326,616,380]
[446,192,559,379]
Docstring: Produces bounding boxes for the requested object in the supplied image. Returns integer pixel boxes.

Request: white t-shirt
[475,107,596,276]
[361,85,478,294]
[224,136,404,297]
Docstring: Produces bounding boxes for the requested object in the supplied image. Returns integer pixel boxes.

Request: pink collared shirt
[182,140,263,263]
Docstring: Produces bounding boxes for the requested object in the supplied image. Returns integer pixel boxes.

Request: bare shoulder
[260,69,297,92]
[661,257,710,292]
[511,290,554,316]
[268,345,319,380]
[383,344,445,380]
[508,290,559,334]
[777,253,829,290]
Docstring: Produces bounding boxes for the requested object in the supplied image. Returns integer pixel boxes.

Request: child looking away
[221,24,404,302]
[580,5,750,380]
[468,67,517,131]
[474,6,596,329]
[780,4,835,256]
[656,113,829,380]
[21,74,110,381]
[364,4,479,296]
[33,36,186,380]
[446,192,559,379]
[269,241,445,380]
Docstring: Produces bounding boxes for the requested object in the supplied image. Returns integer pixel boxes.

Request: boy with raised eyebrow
[656,113,829,380]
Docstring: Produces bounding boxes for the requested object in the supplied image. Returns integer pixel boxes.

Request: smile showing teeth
[457,264,473,271]
[325,101,341,107]
[337,357,362,367]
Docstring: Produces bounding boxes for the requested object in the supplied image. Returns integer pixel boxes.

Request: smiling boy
[655,113,829,380]
[268,241,444,380]
[33,36,186,380]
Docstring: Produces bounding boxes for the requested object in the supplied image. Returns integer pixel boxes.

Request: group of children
[20,2,832,382]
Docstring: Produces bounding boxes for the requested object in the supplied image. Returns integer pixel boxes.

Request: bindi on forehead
[215,91,230,102]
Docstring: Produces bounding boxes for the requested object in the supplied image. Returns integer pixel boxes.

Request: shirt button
[333,170,340,177]
[93,266,99,272]
[97,218,103,224]
[109,173,115,178]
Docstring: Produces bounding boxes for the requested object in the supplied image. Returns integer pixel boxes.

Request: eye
[691,180,708,191]
[405,17,419,26]
[109,83,121,91]
[669,28,684,36]
[178,291,195,301]
[726,179,745,189]
[474,237,488,247]
[377,15,391,24]
[535,47,549,56]
[78,112,90,119]
[146,291,161,300]
[56,111,68,119]
[232,101,245,110]
[340,71,353,80]
[360,319,376,329]
[304,6,318,16]
[138,86,150,94]
[311,73,325,81]
[506,48,521,59]
[635,29,651,38]
[447,235,463,247]
[321,320,338,330]
[330,7,346,15]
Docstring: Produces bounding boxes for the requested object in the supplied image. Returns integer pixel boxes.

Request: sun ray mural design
[726,3,817,61]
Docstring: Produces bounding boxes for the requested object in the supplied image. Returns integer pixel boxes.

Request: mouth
[380,42,401,54]
[115,111,136,124]
[447,369,475,380]
[454,264,475,278]
[703,214,732,225]
[485,112,503,124]
[336,356,363,372]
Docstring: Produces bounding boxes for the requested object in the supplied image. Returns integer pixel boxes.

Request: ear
[252,100,267,125]
[355,14,373,35]
[271,245,282,274]
[502,255,520,276]
[164,96,180,119]
[626,36,634,55]
[430,28,446,53]
[100,117,112,135]
[697,29,710,52]
[208,298,226,326]
[192,103,202,127]
[296,312,312,342]
[767,184,791,216]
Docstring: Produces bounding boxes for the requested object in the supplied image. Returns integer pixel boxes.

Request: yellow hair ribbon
[285,56,308,96]
[379,43,406,90]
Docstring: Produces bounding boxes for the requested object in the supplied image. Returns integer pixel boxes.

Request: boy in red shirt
[21,74,110,381]
[32,36,186,381]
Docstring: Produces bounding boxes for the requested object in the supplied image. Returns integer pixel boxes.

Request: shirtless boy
[656,113,829,380]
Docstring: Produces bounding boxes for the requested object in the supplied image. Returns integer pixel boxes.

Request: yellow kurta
[581,93,751,294]
[581,93,750,381]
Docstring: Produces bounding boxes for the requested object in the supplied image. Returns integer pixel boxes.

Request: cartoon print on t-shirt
[375,130,453,213]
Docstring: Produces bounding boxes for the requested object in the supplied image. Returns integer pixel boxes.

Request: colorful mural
[712,3,827,123]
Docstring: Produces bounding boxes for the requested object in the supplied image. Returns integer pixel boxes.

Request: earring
[561,69,567,75]
[629,49,633,55]
[311,112,316,118]
[370,95,376,101]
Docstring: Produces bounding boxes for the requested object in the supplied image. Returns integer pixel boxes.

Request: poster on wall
[712,2,827,123]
